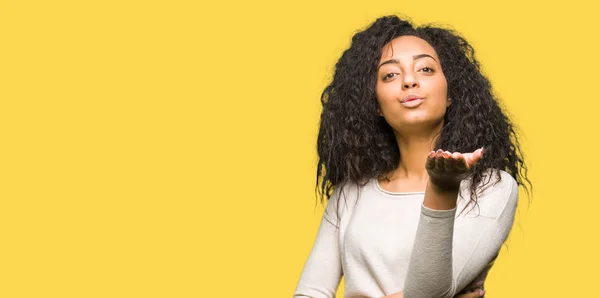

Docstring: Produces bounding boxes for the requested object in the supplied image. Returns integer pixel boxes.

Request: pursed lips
[401,94,423,103]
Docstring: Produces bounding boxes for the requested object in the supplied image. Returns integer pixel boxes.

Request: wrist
[424,181,458,210]
[428,178,461,194]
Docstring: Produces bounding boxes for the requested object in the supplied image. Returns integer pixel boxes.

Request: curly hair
[315,15,532,215]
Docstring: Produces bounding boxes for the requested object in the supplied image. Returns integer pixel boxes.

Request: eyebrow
[377,54,437,70]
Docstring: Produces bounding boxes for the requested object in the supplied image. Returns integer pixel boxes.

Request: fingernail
[475,281,484,287]
[479,289,485,297]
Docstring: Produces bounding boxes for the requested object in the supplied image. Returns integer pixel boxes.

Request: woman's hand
[425,148,484,192]
[454,280,486,298]
[455,287,485,298]
[382,284,485,298]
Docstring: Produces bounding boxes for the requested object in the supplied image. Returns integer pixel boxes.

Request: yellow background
[1,0,598,297]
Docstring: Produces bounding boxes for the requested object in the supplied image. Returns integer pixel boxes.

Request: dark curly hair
[316,15,532,215]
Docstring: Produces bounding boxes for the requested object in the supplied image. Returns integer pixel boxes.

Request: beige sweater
[294,169,518,298]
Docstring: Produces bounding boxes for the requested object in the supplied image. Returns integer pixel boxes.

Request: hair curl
[316,15,532,215]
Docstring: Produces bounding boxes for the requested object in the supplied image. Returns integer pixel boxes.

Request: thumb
[464,147,485,168]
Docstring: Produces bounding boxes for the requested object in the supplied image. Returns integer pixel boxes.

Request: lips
[401,94,422,103]
[400,94,424,108]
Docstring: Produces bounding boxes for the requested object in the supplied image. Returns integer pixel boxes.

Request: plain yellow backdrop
[1,0,598,297]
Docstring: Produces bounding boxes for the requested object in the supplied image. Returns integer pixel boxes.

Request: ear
[446,98,452,107]
[376,104,383,116]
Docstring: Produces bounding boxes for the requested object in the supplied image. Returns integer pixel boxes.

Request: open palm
[426,147,484,191]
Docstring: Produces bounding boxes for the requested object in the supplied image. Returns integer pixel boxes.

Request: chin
[392,117,445,133]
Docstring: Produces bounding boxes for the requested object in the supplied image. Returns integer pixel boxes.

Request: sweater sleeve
[403,170,519,298]
[293,188,344,298]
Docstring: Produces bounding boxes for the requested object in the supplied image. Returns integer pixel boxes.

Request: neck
[392,123,444,181]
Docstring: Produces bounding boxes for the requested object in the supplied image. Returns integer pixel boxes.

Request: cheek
[425,76,448,98]
[437,77,449,98]
[377,98,402,119]
[422,79,449,109]
[375,85,396,109]
[375,87,390,111]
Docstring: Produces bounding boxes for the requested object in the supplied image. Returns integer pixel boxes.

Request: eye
[383,73,398,80]
[419,67,434,73]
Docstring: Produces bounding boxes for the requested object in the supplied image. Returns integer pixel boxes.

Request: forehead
[379,35,439,62]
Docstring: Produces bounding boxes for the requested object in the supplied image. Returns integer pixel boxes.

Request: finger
[452,151,461,160]
[425,151,436,170]
[472,147,484,163]
[435,149,445,172]
[460,280,484,295]
[442,151,453,172]
[455,153,468,172]
[454,292,478,298]
[450,151,461,171]
[464,148,484,168]
[455,289,485,298]
[462,285,484,294]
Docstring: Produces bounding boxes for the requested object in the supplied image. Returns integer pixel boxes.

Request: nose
[402,72,419,90]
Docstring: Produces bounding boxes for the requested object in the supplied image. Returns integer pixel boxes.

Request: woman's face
[375,35,450,134]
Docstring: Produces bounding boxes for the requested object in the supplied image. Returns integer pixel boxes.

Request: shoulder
[457,169,519,219]
[323,180,365,224]
[461,168,518,198]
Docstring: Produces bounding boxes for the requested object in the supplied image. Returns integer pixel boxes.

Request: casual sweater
[294,169,519,298]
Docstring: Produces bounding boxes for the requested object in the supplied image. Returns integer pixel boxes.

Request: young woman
[294,15,531,298]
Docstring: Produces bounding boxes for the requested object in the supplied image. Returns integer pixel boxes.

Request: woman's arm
[293,189,344,298]
[402,150,518,298]
[401,182,460,297]
[384,252,492,298]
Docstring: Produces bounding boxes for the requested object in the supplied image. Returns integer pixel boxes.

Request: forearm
[403,182,458,298]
